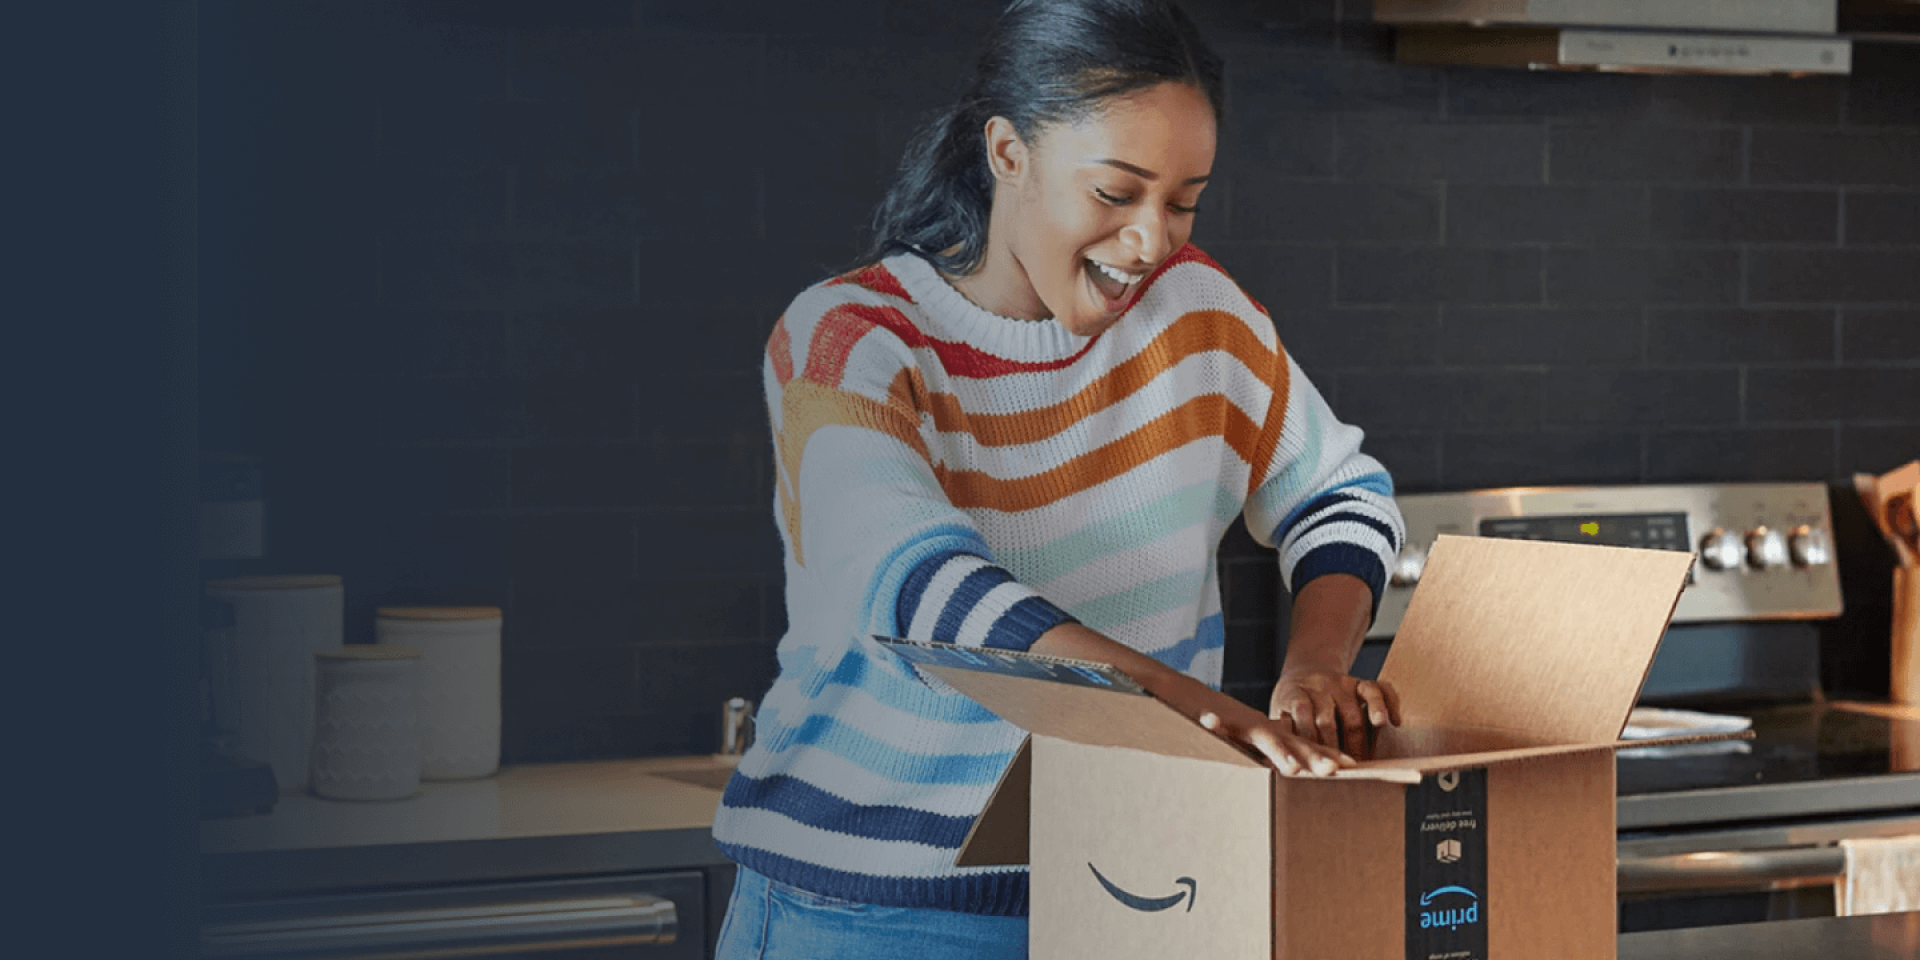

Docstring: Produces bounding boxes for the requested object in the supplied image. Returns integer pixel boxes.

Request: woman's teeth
[1091,260,1143,286]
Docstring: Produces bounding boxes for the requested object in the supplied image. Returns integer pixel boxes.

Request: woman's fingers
[1356,681,1392,728]
[1334,693,1370,759]
[1207,710,1351,776]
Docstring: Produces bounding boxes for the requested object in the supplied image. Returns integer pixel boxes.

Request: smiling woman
[709,1,1409,958]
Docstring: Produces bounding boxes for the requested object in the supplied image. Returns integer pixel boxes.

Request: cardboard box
[893,535,1712,960]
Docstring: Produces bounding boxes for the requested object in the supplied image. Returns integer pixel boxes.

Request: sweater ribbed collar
[885,253,1093,363]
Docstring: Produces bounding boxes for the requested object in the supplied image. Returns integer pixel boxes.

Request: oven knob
[1390,544,1427,587]
[1746,526,1789,569]
[1699,528,1746,570]
[1787,525,1831,567]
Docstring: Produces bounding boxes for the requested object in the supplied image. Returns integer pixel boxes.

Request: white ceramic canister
[310,645,422,802]
[205,575,345,793]
[375,606,501,780]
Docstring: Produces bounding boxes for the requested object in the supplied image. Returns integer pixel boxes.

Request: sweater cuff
[1287,542,1389,623]
[896,550,1077,652]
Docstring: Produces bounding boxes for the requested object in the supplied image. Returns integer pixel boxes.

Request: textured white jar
[376,607,502,780]
[310,646,422,802]
[206,575,344,793]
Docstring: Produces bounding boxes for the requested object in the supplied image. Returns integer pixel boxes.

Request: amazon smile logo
[1088,863,1197,913]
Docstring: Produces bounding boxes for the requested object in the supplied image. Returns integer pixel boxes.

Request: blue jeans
[715,866,1028,960]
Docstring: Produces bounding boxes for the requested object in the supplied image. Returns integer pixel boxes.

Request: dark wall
[200,0,1920,759]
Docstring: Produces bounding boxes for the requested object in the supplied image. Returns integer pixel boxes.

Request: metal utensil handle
[722,697,756,756]
[1617,846,1844,894]
[201,895,675,958]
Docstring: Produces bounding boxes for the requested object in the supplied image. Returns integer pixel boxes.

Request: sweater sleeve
[1240,348,1406,620]
[765,288,1077,659]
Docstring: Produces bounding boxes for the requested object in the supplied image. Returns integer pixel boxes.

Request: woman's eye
[1170,202,1200,215]
[1093,188,1132,206]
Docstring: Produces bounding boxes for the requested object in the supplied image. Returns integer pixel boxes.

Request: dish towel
[1839,835,1920,916]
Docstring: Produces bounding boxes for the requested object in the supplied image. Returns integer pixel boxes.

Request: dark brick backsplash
[1748,248,1920,304]
[1845,191,1920,245]
[1841,424,1920,476]
[1446,184,1648,245]
[1549,126,1743,184]
[1539,368,1742,426]
[1333,120,1545,184]
[1236,180,1439,244]
[1439,306,1643,367]
[1747,367,1920,423]
[1275,305,1440,372]
[1448,69,1648,121]
[1443,430,1645,488]
[1545,247,1742,305]
[1646,427,1839,483]
[1841,308,1920,363]
[1650,308,1837,365]
[204,0,1920,763]
[1337,246,1543,304]
[1648,188,1839,245]
[1749,128,1920,186]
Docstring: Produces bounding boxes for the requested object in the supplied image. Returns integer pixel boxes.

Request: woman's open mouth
[1084,258,1145,310]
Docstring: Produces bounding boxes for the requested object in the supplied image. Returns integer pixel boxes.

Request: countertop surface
[202,755,734,855]
[1620,911,1920,960]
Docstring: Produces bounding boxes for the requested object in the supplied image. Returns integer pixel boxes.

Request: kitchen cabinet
[201,758,739,959]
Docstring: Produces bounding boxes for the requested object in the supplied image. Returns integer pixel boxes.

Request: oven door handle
[1618,846,1845,894]
[201,894,677,958]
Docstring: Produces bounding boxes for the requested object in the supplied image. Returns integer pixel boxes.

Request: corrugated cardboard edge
[955,737,1030,867]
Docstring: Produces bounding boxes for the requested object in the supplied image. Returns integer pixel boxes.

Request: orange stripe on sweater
[777,379,931,565]
[1245,340,1291,498]
[920,310,1271,447]
[934,393,1263,511]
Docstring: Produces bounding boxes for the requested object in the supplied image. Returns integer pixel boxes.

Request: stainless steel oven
[1365,482,1920,933]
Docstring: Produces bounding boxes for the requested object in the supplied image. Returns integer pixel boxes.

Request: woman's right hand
[1031,621,1354,777]
[1196,703,1354,777]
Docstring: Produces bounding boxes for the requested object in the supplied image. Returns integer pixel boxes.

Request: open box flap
[1377,535,1694,746]
[917,663,1263,768]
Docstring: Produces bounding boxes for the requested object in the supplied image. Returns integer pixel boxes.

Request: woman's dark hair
[862,0,1225,275]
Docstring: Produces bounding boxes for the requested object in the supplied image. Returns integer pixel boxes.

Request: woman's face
[976,81,1217,338]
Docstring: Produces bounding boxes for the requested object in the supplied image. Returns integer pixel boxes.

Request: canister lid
[316,645,421,661]
[207,574,343,591]
[377,606,502,621]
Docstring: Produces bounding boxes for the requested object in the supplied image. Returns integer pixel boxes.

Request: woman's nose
[1122,208,1171,265]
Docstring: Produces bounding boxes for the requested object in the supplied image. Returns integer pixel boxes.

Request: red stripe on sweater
[830,302,1098,379]
[802,306,877,387]
[827,263,913,302]
[766,316,795,386]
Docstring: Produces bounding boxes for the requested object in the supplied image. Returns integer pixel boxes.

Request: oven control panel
[1368,482,1843,639]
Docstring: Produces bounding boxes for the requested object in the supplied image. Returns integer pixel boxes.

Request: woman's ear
[982,115,1029,184]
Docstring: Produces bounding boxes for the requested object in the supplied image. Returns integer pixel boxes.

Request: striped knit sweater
[711,244,1405,916]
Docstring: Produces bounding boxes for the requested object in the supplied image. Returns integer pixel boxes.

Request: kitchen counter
[1620,911,1920,959]
[202,755,738,900]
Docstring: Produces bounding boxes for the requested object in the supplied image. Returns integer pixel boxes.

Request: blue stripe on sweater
[868,525,991,636]
[1142,612,1224,679]
[779,712,1017,787]
[1296,508,1398,549]
[896,548,976,635]
[932,564,1014,642]
[1289,541,1389,617]
[1271,473,1398,550]
[720,771,982,847]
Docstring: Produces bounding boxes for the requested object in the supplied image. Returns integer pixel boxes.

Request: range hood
[1374,0,1880,75]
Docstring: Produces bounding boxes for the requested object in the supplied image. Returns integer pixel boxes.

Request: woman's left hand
[1269,670,1400,761]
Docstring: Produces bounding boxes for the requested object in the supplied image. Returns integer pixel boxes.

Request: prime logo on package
[1405,767,1489,960]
